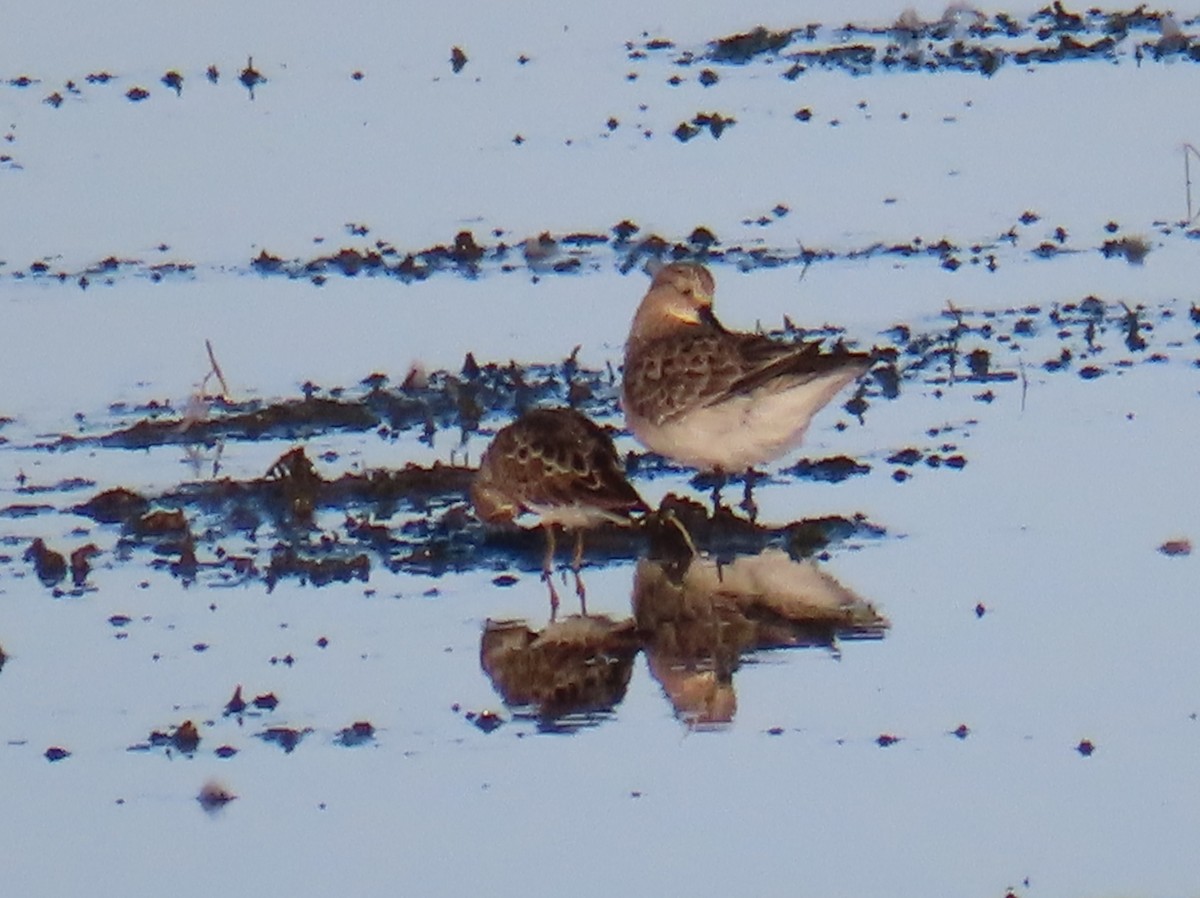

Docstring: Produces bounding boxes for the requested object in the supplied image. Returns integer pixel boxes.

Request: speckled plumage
[622,263,872,473]
[471,407,645,614]
[471,407,645,528]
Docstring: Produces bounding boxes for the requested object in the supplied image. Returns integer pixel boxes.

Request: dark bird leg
[709,469,728,516]
[571,529,588,617]
[739,469,761,522]
[541,525,560,620]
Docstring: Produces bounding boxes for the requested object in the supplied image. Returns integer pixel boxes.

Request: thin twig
[205,339,230,399]
[797,257,812,284]
[1184,144,1200,224]
[1186,143,1193,224]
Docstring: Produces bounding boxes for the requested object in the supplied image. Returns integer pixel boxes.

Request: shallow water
[3,4,1200,897]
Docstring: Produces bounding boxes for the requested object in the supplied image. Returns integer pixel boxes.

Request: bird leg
[542,525,560,620]
[571,529,588,617]
[708,469,728,516]
[739,469,760,522]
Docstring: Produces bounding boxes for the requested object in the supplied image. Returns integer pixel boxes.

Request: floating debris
[709,26,794,63]
[142,720,201,754]
[24,539,66,587]
[69,544,100,588]
[466,709,504,733]
[197,780,236,812]
[224,685,247,715]
[335,721,376,746]
[161,70,183,95]
[1158,538,1192,557]
[257,726,309,753]
[784,455,871,483]
[239,57,265,97]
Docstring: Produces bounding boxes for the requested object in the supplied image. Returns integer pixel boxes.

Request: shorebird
[622,262,872,511]
[471,407,647,616]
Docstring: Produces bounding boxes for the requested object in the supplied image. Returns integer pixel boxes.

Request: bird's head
[630,263,720,341]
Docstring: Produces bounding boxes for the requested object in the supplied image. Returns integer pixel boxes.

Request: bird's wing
[625,332,743,425]
[712,334,871,405]
[521,417,645,515]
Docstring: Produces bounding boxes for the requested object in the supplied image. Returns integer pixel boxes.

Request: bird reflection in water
[633,542,887,730]
[479,515,887,730]
[480,614,640,731]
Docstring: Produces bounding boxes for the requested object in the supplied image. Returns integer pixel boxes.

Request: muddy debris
[132,508,189,538]
[24,538,67,587]
[65,354,617,452]
[161,70,183,95]
[216,690,270,721]
[1101,236,1151,264]
[464,709,504,733]
[88,395,379,448]
[69,544,100,588]
[197,780,236,812]
[1158,538,1192,557]
[140,719,201,755]
[709,26,795,63]
[673,111,736,142]
[335,721,376,747]
[224,685,247,716]
[257,726,309,753]
[787,515,881,558]
[783,455,871,483]
[265,545,370,590]
[239,57,265,97]
[13,218,1195,288]
[64,432,891,589]
[44,746,71,762]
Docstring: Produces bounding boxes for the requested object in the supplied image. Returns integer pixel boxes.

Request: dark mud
[196,781,237,812]
[637,6,1200,78]
[56,445,886,592]
[8,7,1197,121]
[3,215,1188,289]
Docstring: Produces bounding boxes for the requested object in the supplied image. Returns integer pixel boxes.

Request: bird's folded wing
[705,336,866,405]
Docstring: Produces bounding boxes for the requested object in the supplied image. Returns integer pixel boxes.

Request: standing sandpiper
[471,407,646,616]
[622,262,871,512]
